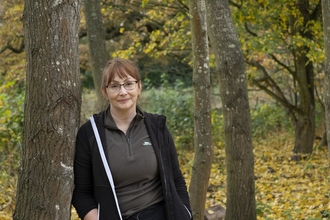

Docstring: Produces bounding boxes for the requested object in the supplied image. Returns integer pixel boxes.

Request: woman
[72,58,192,220]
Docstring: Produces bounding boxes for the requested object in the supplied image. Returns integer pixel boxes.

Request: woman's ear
[100,87,108,100]
[138,81,142,95]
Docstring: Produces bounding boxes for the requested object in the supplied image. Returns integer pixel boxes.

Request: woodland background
[0,0,330,219]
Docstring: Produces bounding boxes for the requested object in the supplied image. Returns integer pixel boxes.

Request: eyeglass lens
[107,81,137,92]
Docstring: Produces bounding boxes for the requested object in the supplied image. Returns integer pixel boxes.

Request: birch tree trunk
[13,0,81,219]
[83,0,108,110]
[322,0,330,157]
[188,0,213,219]
[205,0,256,219]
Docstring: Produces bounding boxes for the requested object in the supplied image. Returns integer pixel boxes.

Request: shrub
[0,80,23,217]
[250,103,293,139]
[140,86,194,150]
[0,87,24,156]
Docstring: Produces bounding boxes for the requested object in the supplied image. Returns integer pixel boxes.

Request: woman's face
[105,74,141,113]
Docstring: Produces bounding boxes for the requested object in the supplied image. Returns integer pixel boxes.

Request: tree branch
[177,0,189,11]
[251,78,301,115]
[311,1,322,21]
[244,23,258,37]
[246,60,301,115]
[0,41,25,54]
[229,0,243,9]
[269,53,296,76]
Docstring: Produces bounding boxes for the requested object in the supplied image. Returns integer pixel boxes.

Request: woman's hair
[100,57,141,92]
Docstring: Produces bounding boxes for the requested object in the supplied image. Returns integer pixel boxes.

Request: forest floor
[1,130,329,220]
[178,131,330,220]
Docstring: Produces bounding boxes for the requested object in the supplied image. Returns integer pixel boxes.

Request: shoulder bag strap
[90,115,123,220]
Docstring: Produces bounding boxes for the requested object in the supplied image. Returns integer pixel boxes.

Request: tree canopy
[0,0,329,219]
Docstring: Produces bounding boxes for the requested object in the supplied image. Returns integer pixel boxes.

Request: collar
[104,105,144,129]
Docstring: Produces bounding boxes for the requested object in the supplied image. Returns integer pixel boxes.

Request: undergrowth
[179,132,330,220]
[0,88,329,220]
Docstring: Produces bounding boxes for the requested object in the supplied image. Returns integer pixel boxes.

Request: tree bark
[205,1,256,219]
[13,0,81,219]
[83,0,108,111]
[292,46,315,154]
[322,0,330,157]
[188,0,213,220]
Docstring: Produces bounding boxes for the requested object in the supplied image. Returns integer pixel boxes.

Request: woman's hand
[84,209,98,220]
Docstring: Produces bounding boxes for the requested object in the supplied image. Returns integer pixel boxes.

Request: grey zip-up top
[72,109,192,220]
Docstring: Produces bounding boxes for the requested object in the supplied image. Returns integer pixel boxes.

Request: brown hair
[100,57,141,93]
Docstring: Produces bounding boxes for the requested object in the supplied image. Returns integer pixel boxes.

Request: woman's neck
[110,107,136,128]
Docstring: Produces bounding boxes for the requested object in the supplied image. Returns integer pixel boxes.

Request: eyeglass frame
[105,80,138,92]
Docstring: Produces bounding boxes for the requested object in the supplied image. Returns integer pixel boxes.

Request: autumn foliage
[1,0,330,219]
[1,90,329,219]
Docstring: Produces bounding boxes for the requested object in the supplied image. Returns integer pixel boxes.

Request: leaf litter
[179,131,330,220]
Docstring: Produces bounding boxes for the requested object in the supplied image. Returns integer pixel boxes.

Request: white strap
[90,116,122,220]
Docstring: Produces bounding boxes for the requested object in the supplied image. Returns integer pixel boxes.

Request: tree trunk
[317,129,327,148]
[322,0,330,157]
[205,1,256,220]
[83,0,108,111]
[292,46,315,154]
[13,1,81,219]
[188,0,213,219]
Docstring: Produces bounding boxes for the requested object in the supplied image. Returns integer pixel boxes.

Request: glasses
[106,81,138,92]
